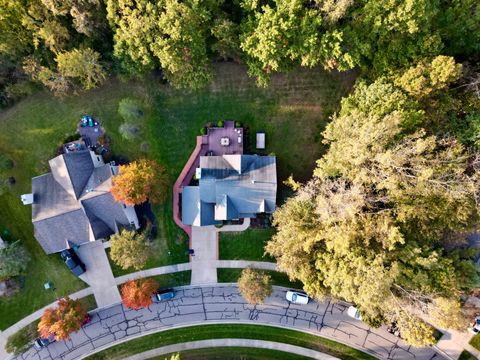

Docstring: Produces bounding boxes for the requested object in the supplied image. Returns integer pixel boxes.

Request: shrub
[0,241,30,281]
[206,121,214,128]
[110,229,149,270]
[217,120,224,127]
[238,268,272,304]
[118,97,144,123]
[200,127,207,135]
[5,321,38,355]
[62,132,81,144]
[121,278,158,309]
[0,153,14,171]
[119,122,141,141]
[235,121,242,128]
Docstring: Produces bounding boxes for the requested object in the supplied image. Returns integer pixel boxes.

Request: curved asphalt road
[15,285,441,360]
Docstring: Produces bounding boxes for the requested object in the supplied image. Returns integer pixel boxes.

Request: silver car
[286,290,309,304]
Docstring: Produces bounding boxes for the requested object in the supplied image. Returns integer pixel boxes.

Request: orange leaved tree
[111,159,168,206]
[121,278,159,309]
[38,297,88,341]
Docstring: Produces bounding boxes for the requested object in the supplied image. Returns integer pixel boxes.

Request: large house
[182,154,277,226]
[23,149,139,254]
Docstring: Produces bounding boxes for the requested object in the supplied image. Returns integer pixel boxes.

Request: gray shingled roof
[182,155,276,226]
[49,151,94,199]
[33,209,91,254]
[31,150,134,254]
[82,192,129,236]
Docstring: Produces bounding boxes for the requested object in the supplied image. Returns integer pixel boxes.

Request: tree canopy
[238,268,272,304]
[267,57,480,346]
[121,278,158,309]
[110,229,149,271]
[0,241,30,281]
[111,159,169,206]
[1,0,480,100]
[38,297,88,341]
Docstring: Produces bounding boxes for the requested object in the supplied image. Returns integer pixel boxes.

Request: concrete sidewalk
[122,338,339,360]
[77,241,121,308]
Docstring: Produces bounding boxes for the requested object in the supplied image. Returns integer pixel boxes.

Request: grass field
[217,268,303,289]
[470,333,480,351]
[85,324,374,360]
[459,350,477,360]
[219,229,276,262]
[0,63,354,329]
[155,347,311,360]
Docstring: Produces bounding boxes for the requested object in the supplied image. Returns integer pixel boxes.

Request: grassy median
[86,324,374,360]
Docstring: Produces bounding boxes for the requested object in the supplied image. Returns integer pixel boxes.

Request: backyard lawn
[0,63,354,328]
[86,324,374,360]
[219,229,275,262]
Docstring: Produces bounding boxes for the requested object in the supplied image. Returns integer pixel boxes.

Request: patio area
[203,120,244,156]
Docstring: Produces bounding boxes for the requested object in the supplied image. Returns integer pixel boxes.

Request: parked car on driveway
[285,290,309,304]
[60,248,86,276]
[347,306,362,320]
[469,316,480,334]
[33,336,55,350]
[152,288,175,303]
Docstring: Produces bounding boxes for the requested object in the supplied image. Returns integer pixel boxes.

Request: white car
[347,306,362,320]
[286,290,309,304]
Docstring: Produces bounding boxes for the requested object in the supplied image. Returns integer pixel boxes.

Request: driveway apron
[77,241,121,308]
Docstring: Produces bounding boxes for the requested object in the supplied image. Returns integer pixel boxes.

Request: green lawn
[156,347,311,360]
[152,271,191,288]
[86,324,374,360]
[219,229,276,262]
[470,333,480,351]
[0,63,353,328]
[459,350,477,360]
[217,268,303,289]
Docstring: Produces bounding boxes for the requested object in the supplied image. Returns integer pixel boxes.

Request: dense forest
[1,0,479,102]
[2,0,480,347]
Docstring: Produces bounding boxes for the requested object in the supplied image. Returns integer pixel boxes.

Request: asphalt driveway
[14,285,441,360]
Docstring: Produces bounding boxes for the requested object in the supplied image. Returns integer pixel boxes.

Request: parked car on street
[347,306,362,320]
[33,336,55,350]
[152,288,175,302]
[60,248,86,276]
[285,290,309,304]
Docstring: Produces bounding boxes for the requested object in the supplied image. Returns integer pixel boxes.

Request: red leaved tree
[38,297,88,341]
[111,159,169,206]
[121,278,158,309]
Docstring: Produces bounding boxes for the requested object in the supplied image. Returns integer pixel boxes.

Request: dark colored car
[60,249,86,276]
[151,288,175,303]
[33,336,55,350]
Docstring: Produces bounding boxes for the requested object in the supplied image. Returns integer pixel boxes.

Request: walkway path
[14,285,440,360]
[218,218,251,232]
[190,226,218,285]
[435,329,476,360]
[121,338,339,360]
[77,241,121,308]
